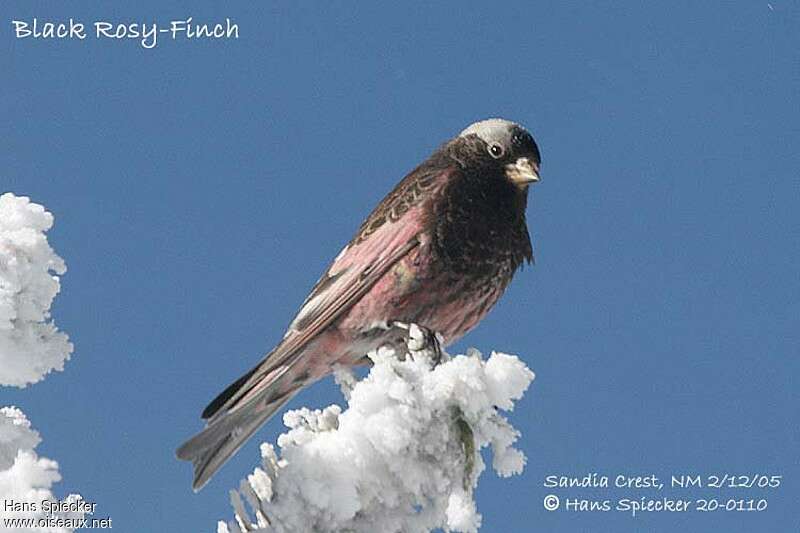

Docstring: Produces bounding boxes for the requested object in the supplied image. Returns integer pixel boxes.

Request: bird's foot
[387,321,444,366]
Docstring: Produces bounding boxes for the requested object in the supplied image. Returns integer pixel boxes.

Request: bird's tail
[176,350,308,491]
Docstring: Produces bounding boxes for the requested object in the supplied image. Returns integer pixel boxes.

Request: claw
[407,324,426,352]
[380,322,445,366]
[401,323,443,366]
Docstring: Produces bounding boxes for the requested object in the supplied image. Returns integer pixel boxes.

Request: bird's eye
[489,143,504,158]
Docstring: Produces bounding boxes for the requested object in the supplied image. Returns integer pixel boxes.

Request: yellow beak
[505,157,540,187]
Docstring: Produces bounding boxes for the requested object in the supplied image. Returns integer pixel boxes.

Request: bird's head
[457,118,541,191]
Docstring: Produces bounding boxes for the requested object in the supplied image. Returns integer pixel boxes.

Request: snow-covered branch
[219,331,535,533]
[0,408,84,532]
[0,192,83,532]
[0,193,73,388]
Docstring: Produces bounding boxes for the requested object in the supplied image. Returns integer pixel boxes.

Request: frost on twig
[0,407,85,531]
[0,192,73,388]
[0,193,84,532]
[219,329,535,533]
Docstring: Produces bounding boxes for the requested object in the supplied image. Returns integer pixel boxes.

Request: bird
[177,118,541,490]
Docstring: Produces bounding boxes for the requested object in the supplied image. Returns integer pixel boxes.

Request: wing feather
[213,164,456,416]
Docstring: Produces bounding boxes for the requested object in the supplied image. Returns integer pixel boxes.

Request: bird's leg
[386,321,444,366]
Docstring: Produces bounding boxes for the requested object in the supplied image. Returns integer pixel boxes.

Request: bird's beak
[505,157,540,188]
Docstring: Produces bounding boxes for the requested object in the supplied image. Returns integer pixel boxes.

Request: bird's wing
[287,163,457,336]
[215,164,458,415]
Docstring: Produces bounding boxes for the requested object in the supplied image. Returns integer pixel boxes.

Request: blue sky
[2,1,798,531]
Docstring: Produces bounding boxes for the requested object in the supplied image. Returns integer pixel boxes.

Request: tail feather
[201,365,258,420]
[177,386,298,491]
[177,352,307,491]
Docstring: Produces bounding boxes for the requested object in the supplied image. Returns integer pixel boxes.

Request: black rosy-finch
[177,118,542,490]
